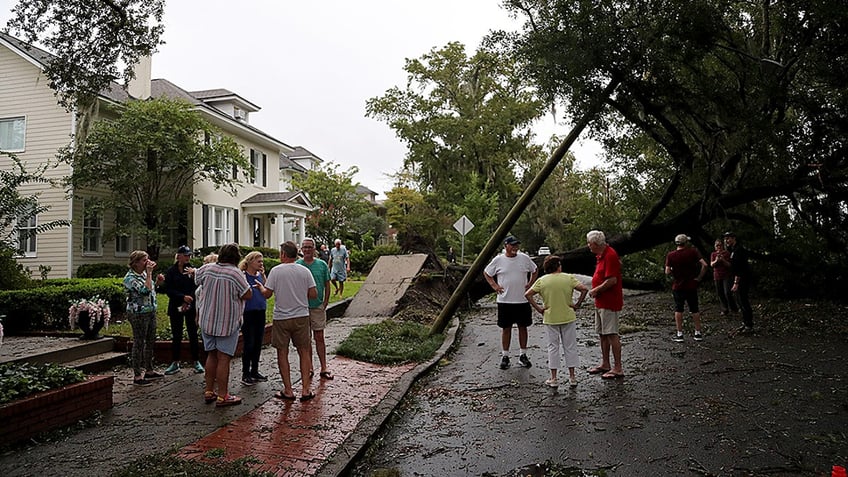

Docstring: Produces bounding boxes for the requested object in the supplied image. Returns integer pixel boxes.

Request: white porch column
[269,215,279,247]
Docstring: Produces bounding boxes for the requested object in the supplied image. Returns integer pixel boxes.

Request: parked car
[537,246,551,256]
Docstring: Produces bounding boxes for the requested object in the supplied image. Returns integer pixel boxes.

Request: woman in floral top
[123,250,165,385]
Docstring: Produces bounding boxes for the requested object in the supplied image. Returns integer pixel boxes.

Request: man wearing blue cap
[484,235,538,369]
[161,245,204,375]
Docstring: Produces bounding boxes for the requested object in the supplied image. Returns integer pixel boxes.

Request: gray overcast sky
[1,0,601,198]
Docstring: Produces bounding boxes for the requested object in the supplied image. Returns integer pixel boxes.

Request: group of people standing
[665,231,754,340]
[485,228,753,389]
[122,238,349,407]
[484,230,624,388]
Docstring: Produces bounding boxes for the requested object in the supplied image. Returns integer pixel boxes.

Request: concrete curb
[317,315,462,477]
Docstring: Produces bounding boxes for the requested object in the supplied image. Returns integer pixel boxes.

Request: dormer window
[234,107,246,121]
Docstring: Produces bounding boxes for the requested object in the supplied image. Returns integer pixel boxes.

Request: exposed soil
[351,290,848,477]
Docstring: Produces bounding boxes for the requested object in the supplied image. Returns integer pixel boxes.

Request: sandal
[274,390,296,401]
[203,391,217,404]
[215,394,242,407]
[587,366,610,375]
[319,371,334,380]
[300,392,315,402]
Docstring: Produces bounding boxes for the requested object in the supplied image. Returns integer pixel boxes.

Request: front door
[253,217,262,247]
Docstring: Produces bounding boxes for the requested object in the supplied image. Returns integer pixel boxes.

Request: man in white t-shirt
[483,235,538,370]
[261,241,317,401]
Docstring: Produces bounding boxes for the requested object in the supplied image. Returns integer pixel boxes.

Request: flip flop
[319,371,334,380]
[274,390,296,401]
[587,366,610,375]
[601,371,625,379]
[300,392,315,402]
[203,391,217,403]
[215,394,242,407]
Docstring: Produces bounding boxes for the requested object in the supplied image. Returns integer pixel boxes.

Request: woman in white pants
[526,255,589,388]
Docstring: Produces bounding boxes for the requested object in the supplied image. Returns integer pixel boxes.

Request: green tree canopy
[291,162,371,248]
[503,0,848,281]
[384,186,444,252]
[366,41,546,217]
[5,0,165,110]
[63,98,248,260]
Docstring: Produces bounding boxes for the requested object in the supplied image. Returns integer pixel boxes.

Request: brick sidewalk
[178,357,416,476]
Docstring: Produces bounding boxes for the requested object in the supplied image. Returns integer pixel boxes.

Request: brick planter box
[0,375,114,445]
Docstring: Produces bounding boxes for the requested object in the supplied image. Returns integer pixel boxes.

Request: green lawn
[106,280,363,339]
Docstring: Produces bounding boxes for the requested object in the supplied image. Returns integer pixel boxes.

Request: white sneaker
[569,377,578,388]
[544,378,558,388]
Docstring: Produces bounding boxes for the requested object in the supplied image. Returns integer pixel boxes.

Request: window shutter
[202,204,209,247]
[262,153,267,187]
[233,209,239,243]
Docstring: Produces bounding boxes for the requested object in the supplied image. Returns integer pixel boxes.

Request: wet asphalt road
[350,293,848,477]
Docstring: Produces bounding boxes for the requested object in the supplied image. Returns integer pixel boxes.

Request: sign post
[452,215,474,264]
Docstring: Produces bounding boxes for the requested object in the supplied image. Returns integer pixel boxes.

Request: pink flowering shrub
[68,296,111,330]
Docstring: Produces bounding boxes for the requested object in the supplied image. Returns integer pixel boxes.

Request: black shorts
[497,302,532,329]
[672,289,700,313]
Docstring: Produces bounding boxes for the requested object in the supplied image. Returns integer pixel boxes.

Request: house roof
[189,88,260,112]
[242,191,312,208]
[151,78,293,151]
[280,146,325,172]
[0,31,130,104]
[150,78,202,104]
[279,154,308,173]
[242,191,300,203]
[356,184,377,196]
[284,146,323,161]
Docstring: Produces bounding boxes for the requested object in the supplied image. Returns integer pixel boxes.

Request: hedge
[0,278,124,334]
[349,244,402,273]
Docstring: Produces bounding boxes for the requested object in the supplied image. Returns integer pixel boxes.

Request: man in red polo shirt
[586,230,624,379]
[665,234,707,342]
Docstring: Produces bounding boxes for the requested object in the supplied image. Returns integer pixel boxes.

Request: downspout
[67,108,76,278]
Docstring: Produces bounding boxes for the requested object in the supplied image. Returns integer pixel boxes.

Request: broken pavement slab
[343,253,430,318]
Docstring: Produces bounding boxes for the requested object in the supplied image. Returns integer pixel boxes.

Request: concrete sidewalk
[0,312,459,477]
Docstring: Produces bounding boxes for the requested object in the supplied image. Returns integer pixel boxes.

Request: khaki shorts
[272,316,310,350]
[594,308,621,335]
[309,307,327,331]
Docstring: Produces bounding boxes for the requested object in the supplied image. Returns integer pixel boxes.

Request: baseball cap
[176,245,192,255]
[722,231,736,238]
[504,236,521,246]
[674,234,690,245]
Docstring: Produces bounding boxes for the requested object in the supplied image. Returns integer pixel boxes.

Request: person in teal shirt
[525,255,589,388]
[297,237,334,379]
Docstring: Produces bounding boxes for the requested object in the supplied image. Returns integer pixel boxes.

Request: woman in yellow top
[525,255,589,388]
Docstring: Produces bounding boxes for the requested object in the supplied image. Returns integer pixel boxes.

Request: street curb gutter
[317,316,462,477]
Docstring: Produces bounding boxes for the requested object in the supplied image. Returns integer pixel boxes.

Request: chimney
[127,55,152,99]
